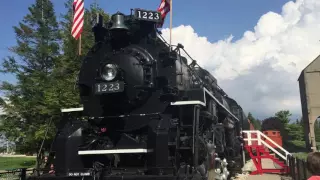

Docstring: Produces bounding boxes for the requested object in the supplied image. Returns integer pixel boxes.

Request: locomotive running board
[61,107,84,112]
[78,148,153,155]
[170,87,240,121]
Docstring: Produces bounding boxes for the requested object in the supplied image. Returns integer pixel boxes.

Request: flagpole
[72,0,84,56]
[169,0,172,48]
[79,35,82,55]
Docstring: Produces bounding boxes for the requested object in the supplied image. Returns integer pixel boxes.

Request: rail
[242,130,291,162]
[287,155,312,180]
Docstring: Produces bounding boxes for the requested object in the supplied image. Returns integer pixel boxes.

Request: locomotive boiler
[30,8,250,180]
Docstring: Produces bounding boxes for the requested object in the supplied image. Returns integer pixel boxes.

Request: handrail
[261,139,286,160]
[242,130,291,162]
[259,130,291,158]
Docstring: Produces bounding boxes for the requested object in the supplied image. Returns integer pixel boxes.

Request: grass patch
[0,156,36,170]
[293,152,309,160]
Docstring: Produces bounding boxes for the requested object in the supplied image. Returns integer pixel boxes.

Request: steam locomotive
[30,8,250,180]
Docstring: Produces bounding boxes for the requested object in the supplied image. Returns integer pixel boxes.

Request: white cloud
[161,0,320,118]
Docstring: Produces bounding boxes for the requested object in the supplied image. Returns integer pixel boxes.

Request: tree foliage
[247,112,261,130]
[275,110,291,125]
[0,0,109,154]
[314,120,320,142]
[0,0,61,153]
[287,123,304,141]
[266,110,304,141]
[261,117,284,132]
[47,0,110,111]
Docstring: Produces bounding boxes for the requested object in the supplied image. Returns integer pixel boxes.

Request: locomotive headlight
[101,64,117,81]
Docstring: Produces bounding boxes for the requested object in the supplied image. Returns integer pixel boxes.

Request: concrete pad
[242,159,284,172]
[246,174,282,180]
[233,173,284,180]
[233,158,286,180]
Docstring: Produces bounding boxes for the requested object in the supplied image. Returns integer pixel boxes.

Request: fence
[0,153,39,180]
[0,168,27,180]
[287,155,312,180]
[0,168,54,180]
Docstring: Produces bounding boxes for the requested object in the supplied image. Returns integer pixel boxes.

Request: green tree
[0,0,110,155]
[256,118,262,129]
[275,110,291,125]
[314,119,320,142]
[0,0,61,153]
[47,0,110,110]
[287,123,304,141]
[274,110,305,141]
[248,112,261,130]
[300,116,304,126]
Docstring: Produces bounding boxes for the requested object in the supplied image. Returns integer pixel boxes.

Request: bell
[110,12,129,31]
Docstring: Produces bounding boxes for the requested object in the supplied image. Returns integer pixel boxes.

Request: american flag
[157,0,171,28]
[71,0,84,40]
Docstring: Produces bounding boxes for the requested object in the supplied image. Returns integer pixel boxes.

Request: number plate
[67,172,92,177]
[94,81,124,94]
[134,8,161,23]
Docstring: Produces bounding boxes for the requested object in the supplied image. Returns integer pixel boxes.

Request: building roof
[298,54,320,81]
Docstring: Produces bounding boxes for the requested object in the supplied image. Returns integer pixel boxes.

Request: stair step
[245,145,288,169]
[242,131,291,174]
[273,161,285,165]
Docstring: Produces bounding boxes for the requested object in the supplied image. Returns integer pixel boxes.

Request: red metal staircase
[242,130,291,175]
[244,145,289,175]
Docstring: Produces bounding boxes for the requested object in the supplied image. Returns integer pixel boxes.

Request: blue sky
[0,0,290,83]
[0,0,290,68]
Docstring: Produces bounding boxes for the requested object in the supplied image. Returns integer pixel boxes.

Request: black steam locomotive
[29,9,249,180]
